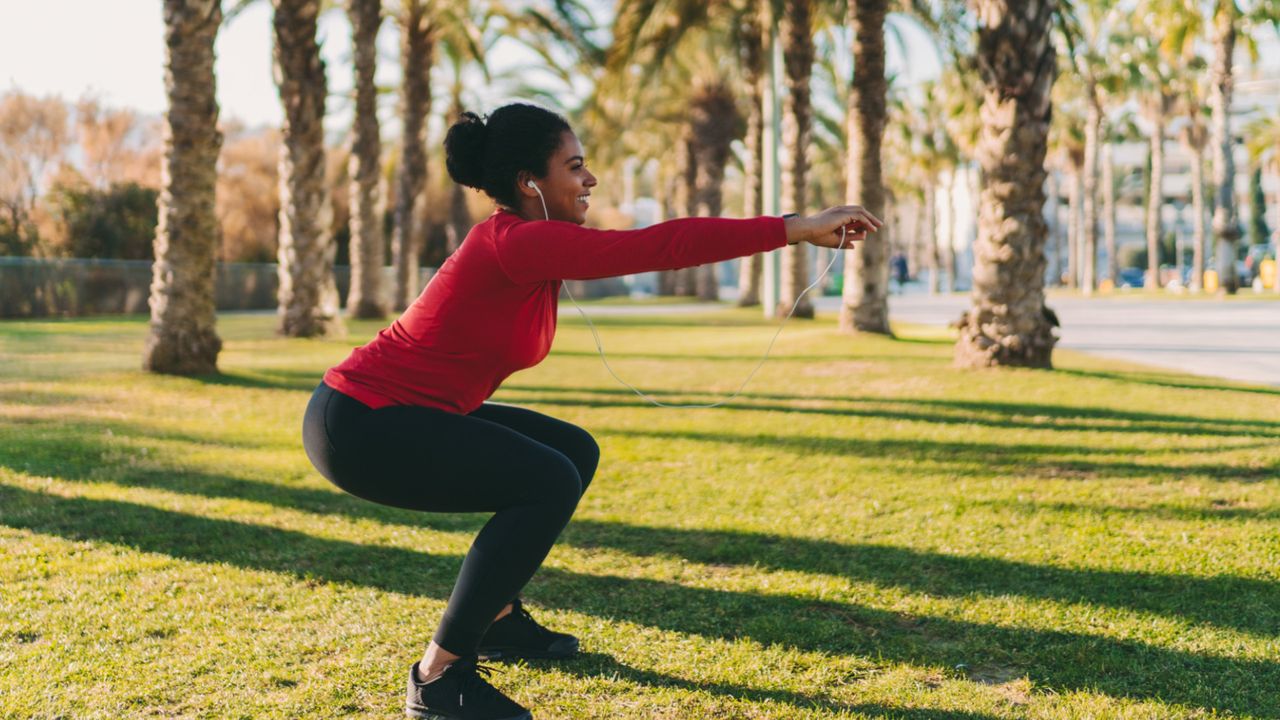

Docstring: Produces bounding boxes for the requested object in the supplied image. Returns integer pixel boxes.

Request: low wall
[0,257,628,318]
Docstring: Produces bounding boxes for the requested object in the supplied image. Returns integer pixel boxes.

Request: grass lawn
[2,308,1278,719]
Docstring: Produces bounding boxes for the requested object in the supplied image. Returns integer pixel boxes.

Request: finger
[845,207,882,229]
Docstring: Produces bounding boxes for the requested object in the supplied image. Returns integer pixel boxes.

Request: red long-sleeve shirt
[323,209,788,413]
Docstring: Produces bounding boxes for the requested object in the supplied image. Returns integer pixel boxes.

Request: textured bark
[669,134,698,296]
[1145,110,1166,290]
[689,82,739,301]
[926,183,941,294]
[738,10,765,307]
[273,0,343,337]
[955,0,1058,369]
[1045,169,1061,283]
[1209,6,1241,294]
[345,0,385,319]
[445,92,471,255]
[839,0,890,332]
[945,173,958,292]
[143,0,223,374]
[1081,85,1100,294]
[1066,155,1081,288]
[391,0,435,309]
[1180,122,1208,291]
[778,0,814,319]
[1102,142,1118,285]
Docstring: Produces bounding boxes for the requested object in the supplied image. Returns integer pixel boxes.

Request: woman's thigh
[332,404,583,514]
[467,403,600,488]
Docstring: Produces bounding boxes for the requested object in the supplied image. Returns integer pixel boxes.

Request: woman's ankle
[418,642,462,683]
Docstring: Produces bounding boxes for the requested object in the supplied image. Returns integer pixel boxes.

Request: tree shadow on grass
[550,652,1006,719]
[1056,368,1280,397]
[558,519,1280,640]
[0,422,485,535]
[189,368,323,392]
[497,385,1280,439]
[975,498,1280,523]
[600,426,1279,482]
[2,484,1277,718]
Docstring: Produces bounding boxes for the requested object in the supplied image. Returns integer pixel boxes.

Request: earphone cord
[534,187,846,409]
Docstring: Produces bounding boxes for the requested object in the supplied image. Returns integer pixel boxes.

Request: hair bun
[444,111,488,189]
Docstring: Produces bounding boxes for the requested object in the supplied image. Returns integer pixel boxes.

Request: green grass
[2,309,1278,719]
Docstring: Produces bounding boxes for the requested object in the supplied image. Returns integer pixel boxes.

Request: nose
[585,170,598,188]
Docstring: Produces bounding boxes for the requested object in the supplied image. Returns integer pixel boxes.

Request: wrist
[782,213,803,246]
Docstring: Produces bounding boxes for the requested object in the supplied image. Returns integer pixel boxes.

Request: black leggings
[301,382,599,656]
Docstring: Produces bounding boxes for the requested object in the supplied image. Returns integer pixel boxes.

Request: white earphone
[528,178,846,409]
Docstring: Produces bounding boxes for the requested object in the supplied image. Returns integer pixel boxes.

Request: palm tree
[345,0,385,319]
[1245,114,1280,295]
[777,0,815,318]
[390,0,436,311]
[272,0,343,337]
[690,81,744,300]
[1207,2,1243,293]
[143,0,223,374]
[838,0,890,331]
[737,7,766,307]
[590,0,753,301]
[1133,38,1175,291]
[1180,104,1210,291]
[1058,0,1127,294]
[954,0,1058,369]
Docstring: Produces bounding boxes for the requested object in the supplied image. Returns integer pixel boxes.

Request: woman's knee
[530,451,584,513]
[564,428,600,495]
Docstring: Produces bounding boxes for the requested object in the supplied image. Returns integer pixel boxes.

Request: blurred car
[1117,267,1145,289]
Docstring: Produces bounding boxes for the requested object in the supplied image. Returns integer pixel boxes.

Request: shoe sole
[405,703,532,720]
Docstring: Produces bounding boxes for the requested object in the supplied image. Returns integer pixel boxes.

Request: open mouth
[576,194,590,207]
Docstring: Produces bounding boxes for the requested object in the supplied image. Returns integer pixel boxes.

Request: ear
[516,172,539,198]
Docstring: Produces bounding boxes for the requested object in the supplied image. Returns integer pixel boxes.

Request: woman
[302,102,881,720]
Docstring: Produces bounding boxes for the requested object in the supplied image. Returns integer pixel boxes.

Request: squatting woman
[301,102,881,720]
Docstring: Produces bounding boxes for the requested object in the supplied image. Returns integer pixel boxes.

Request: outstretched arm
[495,206,883,284]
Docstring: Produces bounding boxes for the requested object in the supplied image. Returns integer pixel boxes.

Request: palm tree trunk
[1209,5,1241,294]
[944,171,958,292]
[1190,140,1207,291]
[273,0,343,338]
[445,91,470,255]
[1067,159,1081,289]
[1102,142,1118,286]
[778,0,814,319]
[1082,87,1100,295]
[391,0,434,310]
[143,0,223,374]
[927,182,941,294]
[690,81,739,302]
[738,9,765,307]
[1146,112,1165,290]
[954,0,1057,369]
[671,134,698,296]
[838,0,889,332]
[1045,168,1061,284]
[345,0,385,320]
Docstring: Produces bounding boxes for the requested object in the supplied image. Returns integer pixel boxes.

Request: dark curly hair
[444,103,573,209]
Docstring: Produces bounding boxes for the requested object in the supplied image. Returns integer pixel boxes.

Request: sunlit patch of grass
[1,309,1278,719]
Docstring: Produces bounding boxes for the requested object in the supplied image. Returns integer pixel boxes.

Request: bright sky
[6,1,1263,134]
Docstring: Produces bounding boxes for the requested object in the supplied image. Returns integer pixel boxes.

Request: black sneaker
[405,657,532,720]
[477,598,579,661]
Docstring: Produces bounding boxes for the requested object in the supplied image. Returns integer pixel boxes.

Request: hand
[784,205,884,248]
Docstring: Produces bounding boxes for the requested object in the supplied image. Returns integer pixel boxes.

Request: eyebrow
[564,156,584,165]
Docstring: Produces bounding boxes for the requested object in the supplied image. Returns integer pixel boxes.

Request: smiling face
[523,131,597,224]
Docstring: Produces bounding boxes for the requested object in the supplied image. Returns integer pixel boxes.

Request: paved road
[828,293,1280,388]
[563,292,1280,387]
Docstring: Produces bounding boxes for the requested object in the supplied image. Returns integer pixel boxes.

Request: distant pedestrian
[891,252,910,294]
